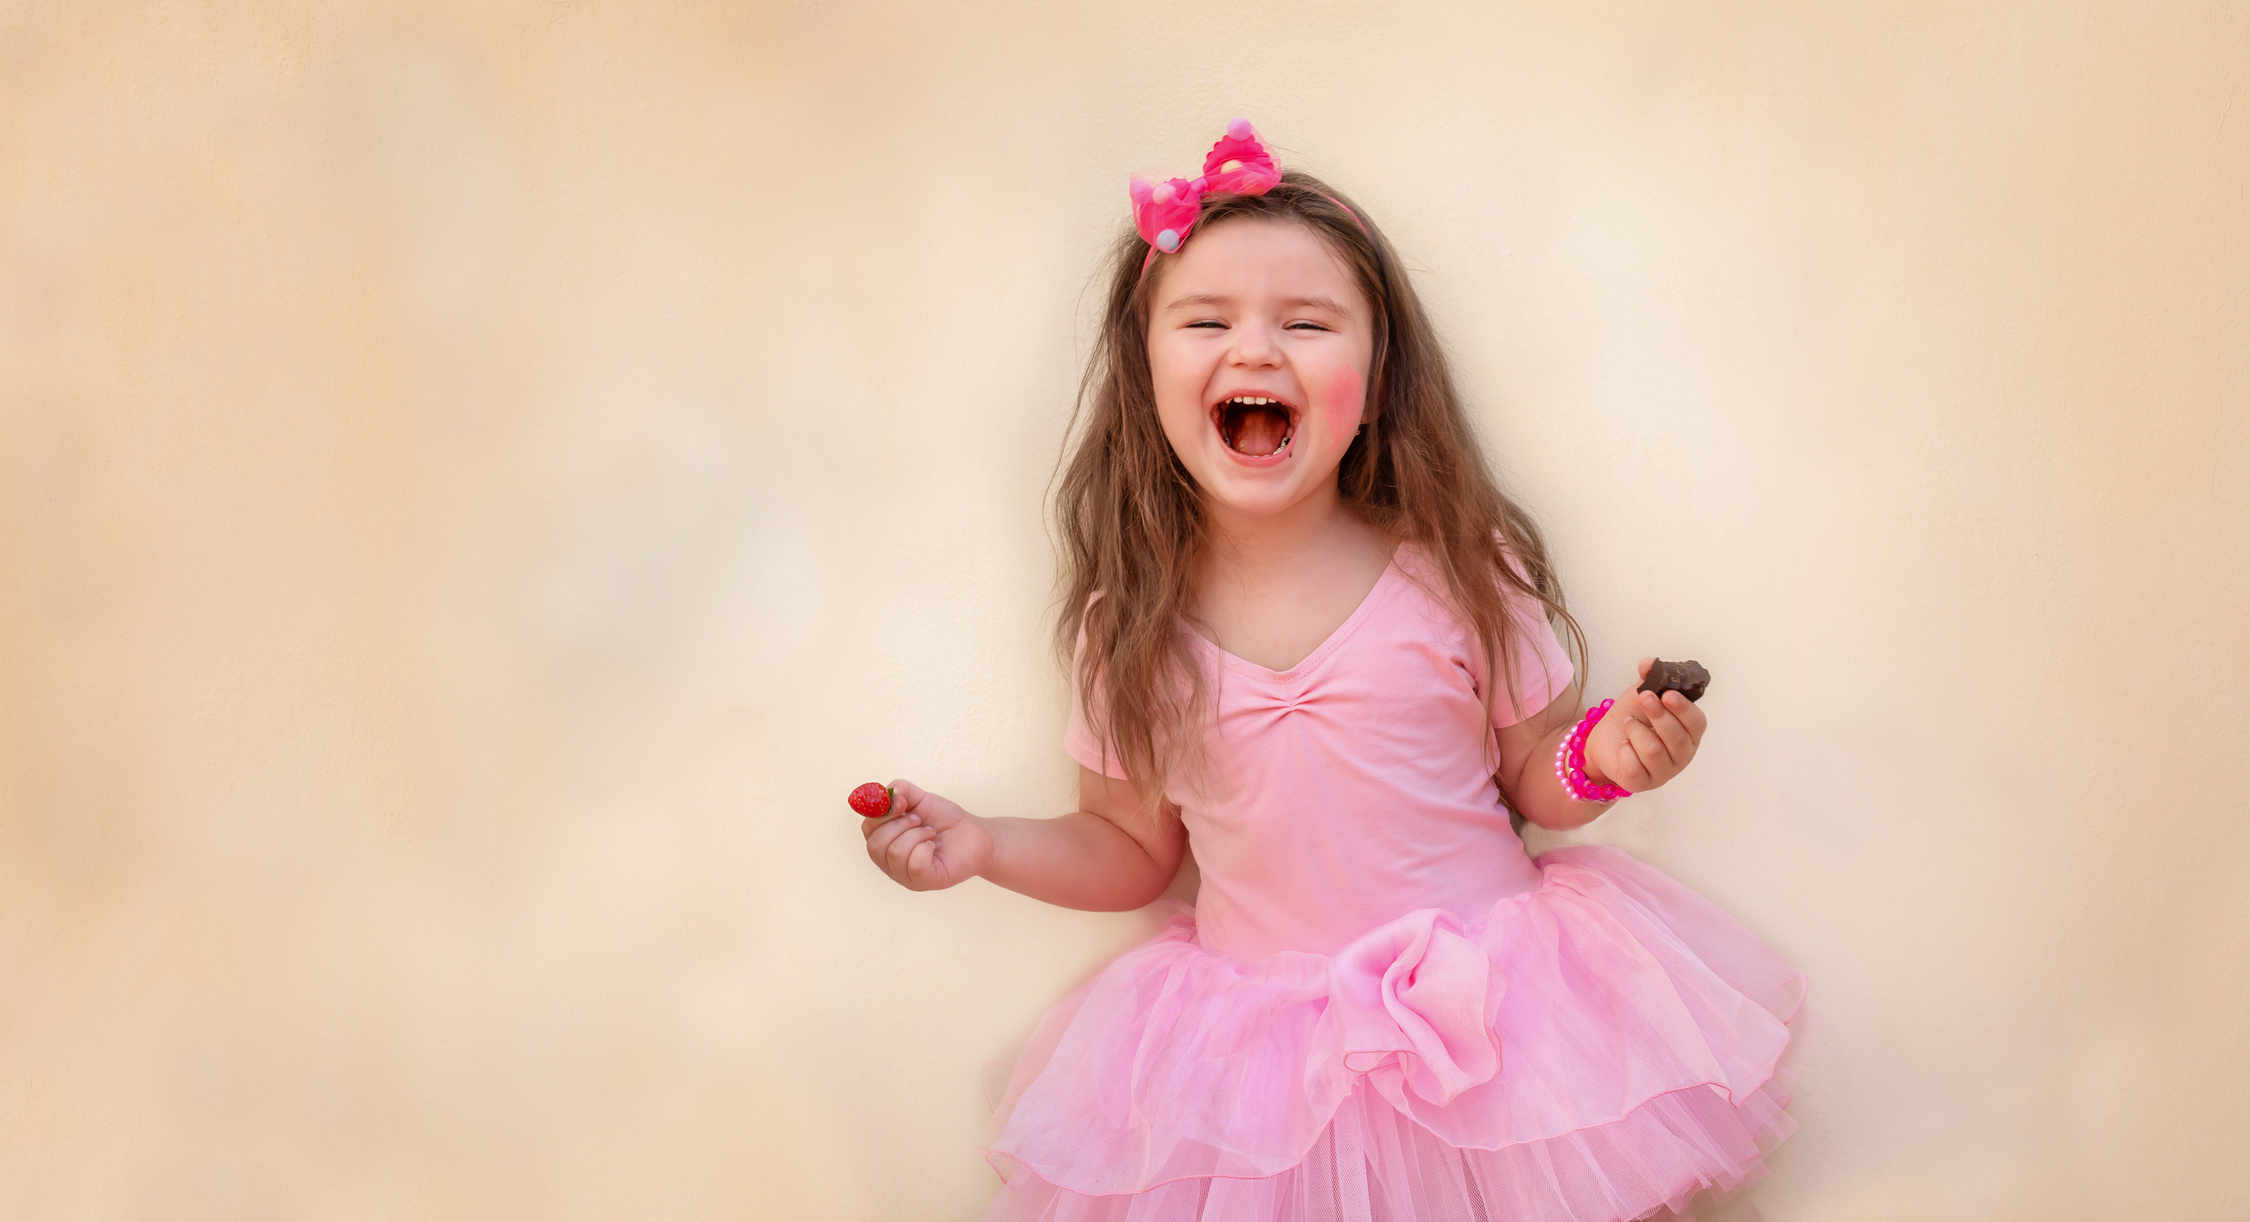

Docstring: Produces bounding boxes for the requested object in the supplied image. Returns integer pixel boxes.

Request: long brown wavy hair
[1053,170,1586,805]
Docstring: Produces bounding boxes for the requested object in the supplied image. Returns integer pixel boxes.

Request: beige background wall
[4,2,2246,1218]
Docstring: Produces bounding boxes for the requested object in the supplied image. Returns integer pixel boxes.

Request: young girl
[860,120,1803,1222]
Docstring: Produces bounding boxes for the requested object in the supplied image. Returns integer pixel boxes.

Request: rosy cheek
[1326,365,1366,448]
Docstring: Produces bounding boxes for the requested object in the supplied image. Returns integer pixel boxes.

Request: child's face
[1146,218,1374,524]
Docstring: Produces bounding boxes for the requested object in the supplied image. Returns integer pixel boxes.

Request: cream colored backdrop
[3,2,2245,1219]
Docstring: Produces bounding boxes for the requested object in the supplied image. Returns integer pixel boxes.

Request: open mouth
[1211,395,1298,458]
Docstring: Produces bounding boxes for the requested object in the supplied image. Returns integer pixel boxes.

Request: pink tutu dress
[983,545,1804,1221]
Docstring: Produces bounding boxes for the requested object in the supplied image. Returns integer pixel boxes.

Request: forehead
[1155,218,1366,313]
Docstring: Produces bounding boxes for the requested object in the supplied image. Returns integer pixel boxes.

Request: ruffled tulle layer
[982,845,1804,1221]
[989,1074,1793,1222]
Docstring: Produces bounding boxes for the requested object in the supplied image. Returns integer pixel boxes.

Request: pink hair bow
[1129,118,1283,255]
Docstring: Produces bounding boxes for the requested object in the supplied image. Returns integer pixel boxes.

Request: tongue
[1231,406,1289,455]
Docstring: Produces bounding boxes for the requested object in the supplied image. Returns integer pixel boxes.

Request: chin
[1199,471,1322,519]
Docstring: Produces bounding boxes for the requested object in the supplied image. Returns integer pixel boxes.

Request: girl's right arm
[861,769,1187,912]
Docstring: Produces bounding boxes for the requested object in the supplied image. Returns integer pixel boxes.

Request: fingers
[1616,662,1652,717]
[895,822,971,891]
[864,805,922,854]
[1615,716,1669,787]
[1629,690,1693,763]
[892,779,967,832]
[860,778,920,844]
[1583,708,1646,791]
[860,803,921,842]
[890,778,927,814]
[863,794,928,864]
[1606,687,1706,791]
[874,819,939,886]
[1602,739,1653,791]
[1661,689,1707,744]
[1621,667,1708,746]
[904,836,944,889]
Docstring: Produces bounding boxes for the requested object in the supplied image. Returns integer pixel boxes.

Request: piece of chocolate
[1637,658,1711,703]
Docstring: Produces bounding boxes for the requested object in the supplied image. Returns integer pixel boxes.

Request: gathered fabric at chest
[1067,544,1574,960]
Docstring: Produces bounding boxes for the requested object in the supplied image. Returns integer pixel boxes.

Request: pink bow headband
[1129,120,1367,274]
[1130,118,1284,258]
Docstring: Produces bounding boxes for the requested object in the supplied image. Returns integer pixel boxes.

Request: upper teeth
[1228,396,1276,406]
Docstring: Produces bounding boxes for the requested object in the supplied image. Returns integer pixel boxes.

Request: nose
[1227,318,1282,368]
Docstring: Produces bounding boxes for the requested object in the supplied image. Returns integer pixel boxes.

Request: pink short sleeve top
[1065,543,1575,960]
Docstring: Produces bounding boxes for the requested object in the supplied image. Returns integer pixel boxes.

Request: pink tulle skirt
[981,846,1805,1222]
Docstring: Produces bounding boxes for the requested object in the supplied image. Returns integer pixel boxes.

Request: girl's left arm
[1494,657,1708,831]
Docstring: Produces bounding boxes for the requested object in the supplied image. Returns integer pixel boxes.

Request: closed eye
[1183,320,1330,331]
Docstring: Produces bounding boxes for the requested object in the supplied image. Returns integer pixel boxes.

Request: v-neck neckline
[1184,546,1403,684]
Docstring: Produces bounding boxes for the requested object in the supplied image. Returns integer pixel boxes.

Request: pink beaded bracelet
[1554,699,1632,803]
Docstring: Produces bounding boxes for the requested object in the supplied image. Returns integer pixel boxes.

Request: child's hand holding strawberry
[859,779,995,892]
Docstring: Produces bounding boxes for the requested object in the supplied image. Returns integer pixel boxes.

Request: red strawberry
[848,782,894,818]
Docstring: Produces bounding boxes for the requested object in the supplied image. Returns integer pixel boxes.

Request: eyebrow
[1161,291,1355,317]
